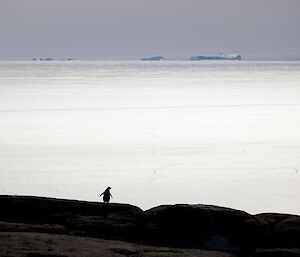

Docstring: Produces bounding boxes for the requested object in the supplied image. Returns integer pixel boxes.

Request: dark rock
[145,204,261,254]
[112,248,139,255]
[255,213,296,230]
[258,215,300,248]
[1,195,300,256]
[251,248,300,257]
[27,254,68,257]
[0,195,146,241]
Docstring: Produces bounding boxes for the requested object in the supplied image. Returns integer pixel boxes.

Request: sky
[0,0,300,60]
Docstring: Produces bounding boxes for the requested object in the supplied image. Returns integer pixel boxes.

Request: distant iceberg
[141,56,165,61]
[191,53,241,61]
[32,57,73,61]
[32,57,53,61]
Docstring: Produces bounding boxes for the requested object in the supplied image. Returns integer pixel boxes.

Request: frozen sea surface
[0,61,300,214]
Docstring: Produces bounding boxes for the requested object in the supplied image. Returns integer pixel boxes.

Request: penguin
[100,187,112,203]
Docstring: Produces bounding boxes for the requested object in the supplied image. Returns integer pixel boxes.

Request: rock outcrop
[144,204,261,254]
[0,195,299,257]
[0,195,145,241]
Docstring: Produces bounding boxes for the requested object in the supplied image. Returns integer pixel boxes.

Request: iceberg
[141,56,165,61]
[32,57,73,61]
[191,53,241,61]
[32,57,53,61]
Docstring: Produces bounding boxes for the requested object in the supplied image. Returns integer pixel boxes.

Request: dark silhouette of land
[0,195,299,257]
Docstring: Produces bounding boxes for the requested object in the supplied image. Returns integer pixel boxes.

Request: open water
[0,61,300,214]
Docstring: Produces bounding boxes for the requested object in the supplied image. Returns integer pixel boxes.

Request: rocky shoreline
[0,195,299,257]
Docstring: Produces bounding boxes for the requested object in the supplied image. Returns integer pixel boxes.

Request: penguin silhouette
[100,187,112,204]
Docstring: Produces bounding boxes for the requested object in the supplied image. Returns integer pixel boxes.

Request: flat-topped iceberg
[32,57,53,61]
[191,53,241,61]
[141,56,165,61]
[32,57,73,61]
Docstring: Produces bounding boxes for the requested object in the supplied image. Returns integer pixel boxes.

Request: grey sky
[0,0,299,59]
